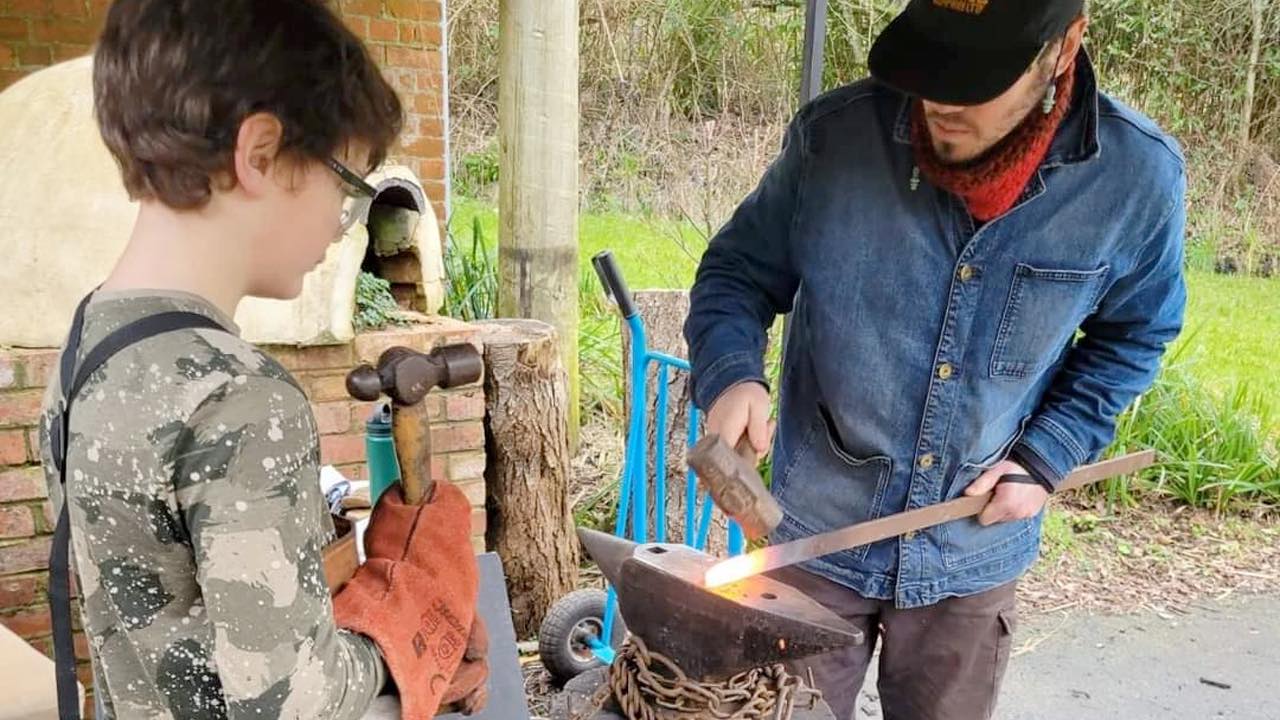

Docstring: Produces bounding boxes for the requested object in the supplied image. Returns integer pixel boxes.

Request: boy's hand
[706,381,774,459]
[964,460,1050,526]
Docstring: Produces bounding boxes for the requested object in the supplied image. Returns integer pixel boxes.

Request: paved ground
[856,594,1280,719]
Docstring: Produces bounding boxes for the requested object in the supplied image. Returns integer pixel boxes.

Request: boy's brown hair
[93,0,403,210]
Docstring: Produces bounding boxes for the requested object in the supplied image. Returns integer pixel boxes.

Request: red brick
[418,158,446,182]
[0,18,29,41]
[0,466,48,504]
[7,0,51,14]
[0,574,39,609]
[14,349,58,389]
[16,42,49,66]
[266,343,354,373]
[429,454,445,483]
[333,462,368,482]
[422,181,446,206]
[455,477,486,507]
[0,390,43,427]
[340,0,382,16]
[398,19,442,48]
[0,68,27,90]
[53,42,89,62]
[412,63,442,89]
[0,605,50,638]
[25,428,39,463]
[447,451,486,482]
[402,135,444,160]
[303,373,351,403]
[320,433,366,466]
[51,0,87,17]
[40,500,55,533]
[27,634,52,657]
[313,402,351,436]
[469,508,486,536]
[411,91,441,115]
[343,14,370,39]
[75,630,90,659]
[445,391,485,421]
[0,506,34,539]
[0,430,27,466]
[0,535,51,575]
[413,112,443,137]
[385,45,430,69]
[0,357,14,390]
[353,326,436,361]
[75,660,93,689]
[369,18,398,42]
[31,18,97,44]
[432,423,484,453]
[386,0,428,20]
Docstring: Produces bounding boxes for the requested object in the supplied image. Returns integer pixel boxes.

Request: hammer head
[687,434,784,541]
[346,344,483,405]
[577,528,863,681]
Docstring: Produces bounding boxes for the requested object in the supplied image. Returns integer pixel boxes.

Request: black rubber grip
[592,250,637,319]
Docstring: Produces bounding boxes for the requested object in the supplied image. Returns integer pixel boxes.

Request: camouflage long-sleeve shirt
[39,290,385,720]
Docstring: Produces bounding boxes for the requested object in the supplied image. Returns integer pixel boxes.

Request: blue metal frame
[586,277,746,664]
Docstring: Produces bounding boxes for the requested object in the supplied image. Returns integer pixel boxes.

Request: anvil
[576,528,863,682]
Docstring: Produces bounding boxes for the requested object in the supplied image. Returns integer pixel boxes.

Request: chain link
[572,637,823,720]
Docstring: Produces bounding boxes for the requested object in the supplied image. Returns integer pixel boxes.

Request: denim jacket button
[958,264,976,282]
[937,363,954,380]
[918,453,935,469]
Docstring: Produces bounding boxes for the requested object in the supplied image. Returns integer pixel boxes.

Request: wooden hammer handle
[391,401,435,505]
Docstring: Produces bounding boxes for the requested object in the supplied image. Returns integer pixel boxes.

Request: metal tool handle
[592,250,638,320]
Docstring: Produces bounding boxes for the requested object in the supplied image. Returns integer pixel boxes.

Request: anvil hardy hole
[647,547,668,554]
[761,592,778,600]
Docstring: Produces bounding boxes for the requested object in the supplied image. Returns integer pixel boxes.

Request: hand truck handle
[591,250,638,320]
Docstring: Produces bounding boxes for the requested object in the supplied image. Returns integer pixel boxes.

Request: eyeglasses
[327,157,378,232]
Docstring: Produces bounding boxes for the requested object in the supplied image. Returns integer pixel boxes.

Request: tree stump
[475,319,579,639]
[621,290,729,556]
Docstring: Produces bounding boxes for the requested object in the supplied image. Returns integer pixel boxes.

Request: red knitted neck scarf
[910,60,1077,222]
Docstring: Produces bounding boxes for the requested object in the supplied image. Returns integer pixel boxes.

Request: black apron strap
[48,298,227,720]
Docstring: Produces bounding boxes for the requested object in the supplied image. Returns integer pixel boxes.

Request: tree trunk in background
[1241,0,1265,149]
[476,319,579,639]
[497,0,581,449]
[620,290,728,556]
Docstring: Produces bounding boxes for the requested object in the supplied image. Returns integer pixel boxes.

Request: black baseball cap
[869,0,1084,106]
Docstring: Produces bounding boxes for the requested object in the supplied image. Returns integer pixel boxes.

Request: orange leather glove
[333,484,479,720]
[440,616,489,715]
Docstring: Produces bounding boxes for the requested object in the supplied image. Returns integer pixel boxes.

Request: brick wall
[0,0,448,225]
[0,320,487,714]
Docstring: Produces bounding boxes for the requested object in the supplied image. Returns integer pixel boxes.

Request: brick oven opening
[362,183,429,314]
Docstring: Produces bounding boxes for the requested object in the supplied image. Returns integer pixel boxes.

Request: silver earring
[910,166,921,192]
[1042,81,1057,115]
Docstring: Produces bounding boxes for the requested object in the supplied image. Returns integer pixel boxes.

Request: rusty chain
[574,636,823,720]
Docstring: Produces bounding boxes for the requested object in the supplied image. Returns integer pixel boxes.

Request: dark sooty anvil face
[576,528,864,681]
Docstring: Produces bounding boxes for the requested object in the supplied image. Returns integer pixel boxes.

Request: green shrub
[354,271,409,332]
[1106,352,1279,513]
[444,216,499,322]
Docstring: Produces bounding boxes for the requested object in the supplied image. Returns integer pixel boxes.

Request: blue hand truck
[537,250,745,684]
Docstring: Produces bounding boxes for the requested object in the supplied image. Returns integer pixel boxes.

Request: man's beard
[930,72,1056,166]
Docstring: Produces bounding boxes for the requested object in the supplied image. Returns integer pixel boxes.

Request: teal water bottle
[365,402,401,507]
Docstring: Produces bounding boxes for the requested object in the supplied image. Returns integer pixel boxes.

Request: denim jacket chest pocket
[990,263,1111,379]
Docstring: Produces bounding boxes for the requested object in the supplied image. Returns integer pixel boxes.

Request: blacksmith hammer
[345,344,484,503]
[687,433,784,541]
[576,527,863,682]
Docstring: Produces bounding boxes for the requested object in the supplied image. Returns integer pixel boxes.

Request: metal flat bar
[710,450,1157,584]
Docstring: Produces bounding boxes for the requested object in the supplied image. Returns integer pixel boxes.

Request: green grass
[1175,271,1280,401]
[449,197,704,291]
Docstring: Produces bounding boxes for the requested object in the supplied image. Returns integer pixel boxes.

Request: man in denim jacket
[684,1,1186,717]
